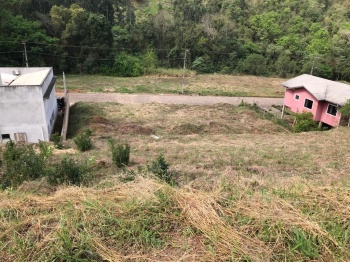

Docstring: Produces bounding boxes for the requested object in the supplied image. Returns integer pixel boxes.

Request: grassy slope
[1,102,350,261]
[56,74,286,97]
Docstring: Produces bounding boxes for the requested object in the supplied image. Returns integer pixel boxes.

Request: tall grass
[1,176,350,261]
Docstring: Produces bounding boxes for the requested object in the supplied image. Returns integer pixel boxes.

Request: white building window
[1,134,11,143]
[14,133,27,143]
[1,134,10,140]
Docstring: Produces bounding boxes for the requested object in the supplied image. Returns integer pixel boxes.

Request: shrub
[74,129,92,152]
[192,55,215,74]
[293,112,319,133]
[109,140,130,167]
[51,133,63,149]
[46,158,92,186]
[113,52,143,77]
[148,154,174,184]
[240,53,268,76]
[38,141,53,161]
[1,141,50,188]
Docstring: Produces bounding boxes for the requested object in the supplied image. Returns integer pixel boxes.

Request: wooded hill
[1,0,350,80]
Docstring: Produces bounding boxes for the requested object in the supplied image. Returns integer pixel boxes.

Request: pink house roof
[282,74,350,106]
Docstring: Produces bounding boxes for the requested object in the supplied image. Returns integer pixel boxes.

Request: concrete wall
[0,86,46,143]
[0,68,58,143]
[41,69,53,95]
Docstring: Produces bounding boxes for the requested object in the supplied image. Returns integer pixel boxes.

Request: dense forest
[1,0,350,80]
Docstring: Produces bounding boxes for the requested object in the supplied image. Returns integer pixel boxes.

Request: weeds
[293,112,319,133]
[148,154,174,185]
[51,228,100,261]
[108,139,130,167]
[51,133,63,149]
[46,158,93,186]
[74,129,93,152]
[289,227,319,258]
[3,102,350,261]
[0,141,50,188]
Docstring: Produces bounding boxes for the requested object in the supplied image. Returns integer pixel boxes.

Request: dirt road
[68,93,283,109]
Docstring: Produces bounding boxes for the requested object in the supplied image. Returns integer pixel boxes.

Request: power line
[28,51,185,61]
[0,40,242,55]
[0,40,173,52]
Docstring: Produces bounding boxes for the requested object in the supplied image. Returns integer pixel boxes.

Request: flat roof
[9,68,51,86]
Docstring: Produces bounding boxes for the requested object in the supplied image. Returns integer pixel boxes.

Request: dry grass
[2,102,350,261]
[1,176,350,261]
[56,74,285,97]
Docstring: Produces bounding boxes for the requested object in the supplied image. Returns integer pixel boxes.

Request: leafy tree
[192,55,215,73]
[50,4,113,73]
[0,0,59,67]
[113,52,143,77]
[239,54,268,76]
[339,100,350,126]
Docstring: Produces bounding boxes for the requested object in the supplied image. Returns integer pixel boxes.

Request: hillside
[2,0,350,81]
[1,102,350,261]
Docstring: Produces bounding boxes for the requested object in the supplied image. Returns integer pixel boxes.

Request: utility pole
[22,42,28,67]
[182,49,189,95]
[63,71,67,98]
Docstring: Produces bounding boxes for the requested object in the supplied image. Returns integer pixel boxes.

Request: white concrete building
[0,67,58,144]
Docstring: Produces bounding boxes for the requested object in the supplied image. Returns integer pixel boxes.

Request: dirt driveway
[68,93,283,110]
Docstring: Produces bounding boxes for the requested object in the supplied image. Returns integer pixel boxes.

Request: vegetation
[51,133,63,149]
[74,129,93,152]
[148,154,174,184]
[340,99,350,118]
[0,141,92,188]
[46,158,92,186]
[1,102,350,260]
[0,141,52,188]
[109,139,131,167]
[2,0,350,80]
[57,74,285,97]
[293,112,319,133]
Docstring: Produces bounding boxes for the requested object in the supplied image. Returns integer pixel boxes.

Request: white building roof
[9,68,51,86]
[282,74,350,106]
[0,72,17,85]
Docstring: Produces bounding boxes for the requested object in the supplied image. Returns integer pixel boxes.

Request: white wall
[0,86,46,143]
[0,67,58,143]
[43,87,58,137]
[0,86,57,143]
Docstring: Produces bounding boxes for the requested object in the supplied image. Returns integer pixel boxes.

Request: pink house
[281,74,350,127]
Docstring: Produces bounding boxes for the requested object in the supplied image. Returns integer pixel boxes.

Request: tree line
[1,0,350,80]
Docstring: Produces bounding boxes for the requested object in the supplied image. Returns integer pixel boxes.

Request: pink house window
[304,99,313,109]
[327,104,337,116]
[295,95,300,100]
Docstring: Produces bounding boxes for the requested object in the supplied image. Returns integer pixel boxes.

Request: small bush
[293,112,319,133]
[51,133,63,149]
[38,141,53,161]
[46,158,92,186]
[74,129,92,152]
[109,140,130,167]
[148,154,174,185]
[1,141,50,188]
